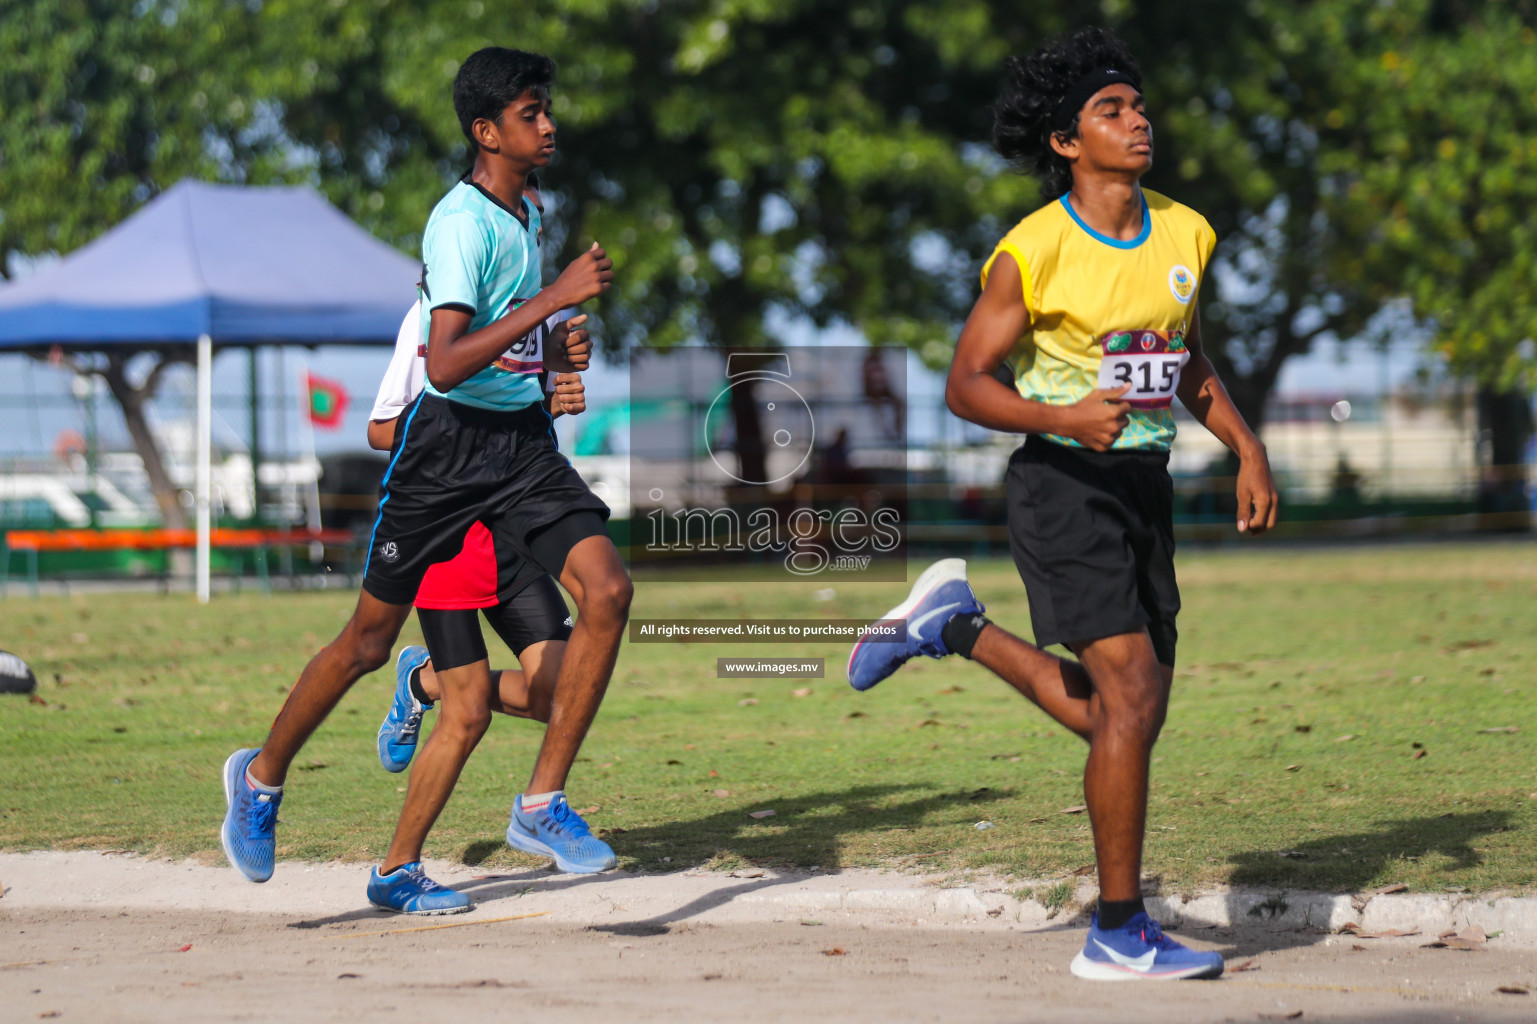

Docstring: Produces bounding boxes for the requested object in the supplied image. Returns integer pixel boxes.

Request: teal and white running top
[418,176,546,412]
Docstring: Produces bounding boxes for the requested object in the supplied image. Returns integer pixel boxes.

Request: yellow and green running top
[981,188,1217,451]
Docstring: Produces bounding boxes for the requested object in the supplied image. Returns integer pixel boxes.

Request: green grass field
[2,542,1534,895]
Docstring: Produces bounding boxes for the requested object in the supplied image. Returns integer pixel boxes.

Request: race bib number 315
[1096,329,1190,409]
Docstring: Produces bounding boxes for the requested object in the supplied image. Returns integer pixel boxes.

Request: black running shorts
[416,574,574,671]
[1005,435,1179,667]
[362,394,610,607]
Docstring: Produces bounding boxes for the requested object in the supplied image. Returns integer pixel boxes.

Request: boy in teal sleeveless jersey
[221,48,633,908]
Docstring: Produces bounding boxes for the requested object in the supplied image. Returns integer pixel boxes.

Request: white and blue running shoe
[506,794,617,874]
[847,558,984,692]
[220,747,281,883]
[367,861,472,915]
[1069,911,1224,981]
[378,646,433,773]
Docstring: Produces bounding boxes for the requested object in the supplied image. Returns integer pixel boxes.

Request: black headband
[1050,68,1141,132]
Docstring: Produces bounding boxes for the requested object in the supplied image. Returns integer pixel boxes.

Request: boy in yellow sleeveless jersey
[848,28,1276,980]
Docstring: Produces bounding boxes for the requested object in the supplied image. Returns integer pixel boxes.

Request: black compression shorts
[416,574,574,671]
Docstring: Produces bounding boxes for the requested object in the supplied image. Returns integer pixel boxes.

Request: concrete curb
[3,851,1533,941]
[739,883,1537,938]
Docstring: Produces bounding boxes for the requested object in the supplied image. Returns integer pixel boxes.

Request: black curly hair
[993,27,1143,199]
[453,47,557,147]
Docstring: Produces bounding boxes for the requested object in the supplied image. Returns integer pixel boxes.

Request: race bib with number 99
[1096,329,1190,409]
[491,297,544,375]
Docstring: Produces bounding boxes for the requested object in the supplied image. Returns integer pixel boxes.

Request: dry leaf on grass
[738,698,758,706]
[1370,883,1408,895]
[1479,726,1519,734]
[1060,805,1087,815]
[1334,734,1357,742]
[712,789,731,798]
[748,809,776,819]
[791,688,813,697]
[1411,749,1428,759]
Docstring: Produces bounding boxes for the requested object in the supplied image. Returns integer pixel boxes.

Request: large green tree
[8,0,1535,509]
[235,0,1493,433]
[0,0,285,527]
[1323,2,1537,505]
[246,0,1059,360]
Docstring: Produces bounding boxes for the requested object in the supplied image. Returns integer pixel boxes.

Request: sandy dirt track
[2,852,1535,1023]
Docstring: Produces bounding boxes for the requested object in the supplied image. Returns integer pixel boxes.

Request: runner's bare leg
[524,537,630,794]
[250,592,413,787]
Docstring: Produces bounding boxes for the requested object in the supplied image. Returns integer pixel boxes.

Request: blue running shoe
[378,646,433,773]
[367,862,472,915]
[1069,911,1224,981]
[506,793,617,874]
[847,558,984,692]
[220,748,281,883]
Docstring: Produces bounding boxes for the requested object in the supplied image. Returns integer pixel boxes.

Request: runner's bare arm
[367,417,399,451]
[424,244,612,391]
[946,251,1132,451]
[1176,307,1278,534]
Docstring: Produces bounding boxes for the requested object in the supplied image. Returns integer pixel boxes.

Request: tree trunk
[99,351,190,530]
[1475,387,1533,527]
[726,370,768,486]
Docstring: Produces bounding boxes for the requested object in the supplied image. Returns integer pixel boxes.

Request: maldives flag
[305,373,349,429]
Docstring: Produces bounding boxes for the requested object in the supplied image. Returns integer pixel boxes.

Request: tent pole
[249,347,261,524]
[197,334,212,603]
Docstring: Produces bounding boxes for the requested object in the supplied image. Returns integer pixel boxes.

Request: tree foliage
[0,0,278,275]
[4,0,1535,457]
[1323,1,1537,392]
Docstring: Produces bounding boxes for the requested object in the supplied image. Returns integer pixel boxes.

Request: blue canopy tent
[0,179,421,600]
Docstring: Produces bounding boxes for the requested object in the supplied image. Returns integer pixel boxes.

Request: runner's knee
[345,631,395,676]
[438,701,493,741]
[581,571,632,622]
[1098,681,1165,743]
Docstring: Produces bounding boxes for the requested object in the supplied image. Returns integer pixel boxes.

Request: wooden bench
[1,527,359,596]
